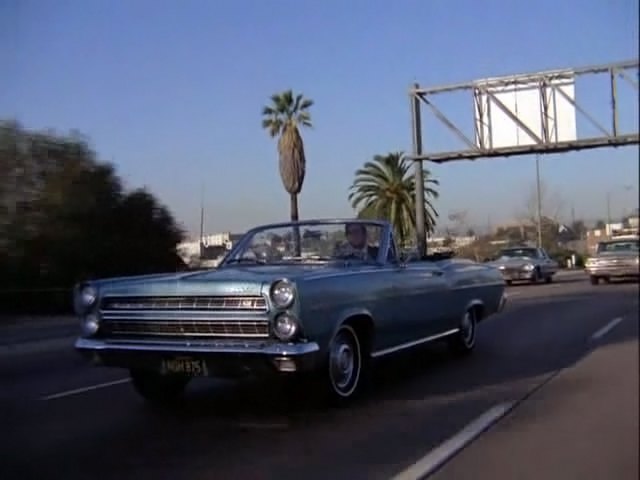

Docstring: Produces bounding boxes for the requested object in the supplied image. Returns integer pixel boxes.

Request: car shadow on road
[134,286,639,425]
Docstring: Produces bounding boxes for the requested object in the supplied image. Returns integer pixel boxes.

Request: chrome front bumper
[501,271,536,281]
[75,337,322,376]
[585,266,639,277]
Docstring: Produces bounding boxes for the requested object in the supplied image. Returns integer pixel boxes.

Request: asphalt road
[1,273,638,480]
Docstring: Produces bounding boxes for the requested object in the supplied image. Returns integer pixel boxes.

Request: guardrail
[0,287,73,315]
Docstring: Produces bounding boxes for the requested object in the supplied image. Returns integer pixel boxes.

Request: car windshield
[222,221,385,266]
[596,240,639,253]
[498,248,539,259]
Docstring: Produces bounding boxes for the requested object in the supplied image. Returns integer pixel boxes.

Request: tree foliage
[261,90,313,222]
[0,120,185,312]
[519,180,565,226]
[348,152,439,246]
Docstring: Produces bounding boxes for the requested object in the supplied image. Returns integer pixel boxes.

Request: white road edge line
[591,317,624,341]
[390,402,514,480]
[42,378,131,401]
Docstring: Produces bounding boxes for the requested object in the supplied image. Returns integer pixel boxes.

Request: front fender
[331,307,374,337]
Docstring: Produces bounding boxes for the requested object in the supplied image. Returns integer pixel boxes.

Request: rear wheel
[448,308,477,355]
[130,369,190,406]
[590,275,599,285]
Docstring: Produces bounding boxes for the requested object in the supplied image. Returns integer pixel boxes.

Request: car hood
[92,264,346,297]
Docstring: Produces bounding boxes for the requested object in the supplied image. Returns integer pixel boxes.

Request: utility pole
[199,184,205,260]
[606,191,611,237]
[411,84,427,257]
[535,154,543,249]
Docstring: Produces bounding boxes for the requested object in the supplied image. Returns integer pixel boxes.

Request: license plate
[161,357,209,377]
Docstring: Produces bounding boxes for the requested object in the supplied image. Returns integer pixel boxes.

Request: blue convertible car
[74,219,507,405]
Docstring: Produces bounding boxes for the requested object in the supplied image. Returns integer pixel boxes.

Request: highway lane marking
[591,317,625,341]
[389,402,514,480]
[42,378,131,401]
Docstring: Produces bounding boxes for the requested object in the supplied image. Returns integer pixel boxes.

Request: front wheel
[324,324,369,405]
[530,268,541,284]
[130,369,190,406]
[590,275,599,285]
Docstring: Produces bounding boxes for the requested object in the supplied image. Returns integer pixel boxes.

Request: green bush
[0,121,186,315]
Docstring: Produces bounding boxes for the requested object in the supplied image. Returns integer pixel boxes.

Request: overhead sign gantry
[409,59,639,256]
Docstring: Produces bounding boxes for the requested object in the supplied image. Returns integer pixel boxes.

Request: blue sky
[2,0,639,237]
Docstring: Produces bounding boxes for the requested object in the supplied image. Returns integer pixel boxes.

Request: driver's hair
[345,223,366,236]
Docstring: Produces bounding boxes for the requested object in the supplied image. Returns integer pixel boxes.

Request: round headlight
[270,279,295,308]
[81,313,100,337]
[273,313,299,341]
[523,264,534,271]
[74,285,98,314]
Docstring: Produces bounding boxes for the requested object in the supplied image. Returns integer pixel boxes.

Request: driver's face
[346,226,366,249]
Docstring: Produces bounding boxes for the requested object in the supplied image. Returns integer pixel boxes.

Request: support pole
[411,84,427,257]
[606,192,612,237]
[199,184,205,260]
[535,155,543,249]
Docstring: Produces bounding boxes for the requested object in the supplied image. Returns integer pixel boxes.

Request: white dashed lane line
[591,317,625,341]
[389,402,514,480]
[42,378,131,401]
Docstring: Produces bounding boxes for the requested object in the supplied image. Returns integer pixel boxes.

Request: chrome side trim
[75,337,319,356]
[370,328,460,358]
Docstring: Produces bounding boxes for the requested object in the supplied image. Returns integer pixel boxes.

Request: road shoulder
[430,327,639,480]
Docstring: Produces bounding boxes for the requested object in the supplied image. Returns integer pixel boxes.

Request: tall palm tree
[261,90,313,222]
[348,152,439,247]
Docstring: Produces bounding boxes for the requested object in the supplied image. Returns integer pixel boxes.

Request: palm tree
[348,152,439,247]
[261,90,313,222]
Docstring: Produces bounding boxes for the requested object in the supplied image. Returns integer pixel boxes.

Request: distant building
[585,222,639,253]
[176,231,244,267]
[428,235,477,250]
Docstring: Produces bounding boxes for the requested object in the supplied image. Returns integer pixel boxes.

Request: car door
[391,247,450,342]
[537,248,556,276]
[408,262,451,338]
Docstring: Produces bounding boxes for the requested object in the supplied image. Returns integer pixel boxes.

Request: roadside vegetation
[0,120,185,314]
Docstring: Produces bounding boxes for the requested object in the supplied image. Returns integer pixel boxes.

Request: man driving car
[339,222,379,260]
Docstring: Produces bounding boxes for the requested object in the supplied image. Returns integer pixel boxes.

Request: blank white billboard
[473,73,577,149]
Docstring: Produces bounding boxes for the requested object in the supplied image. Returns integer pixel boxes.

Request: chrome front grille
[99,295,270,340]
[100,295,267,312]
[502,267,524,275]
[103,319,270,338]
[599,259,637,267]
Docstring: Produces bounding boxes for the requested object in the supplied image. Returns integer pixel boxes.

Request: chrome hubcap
[330,341,354,389]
